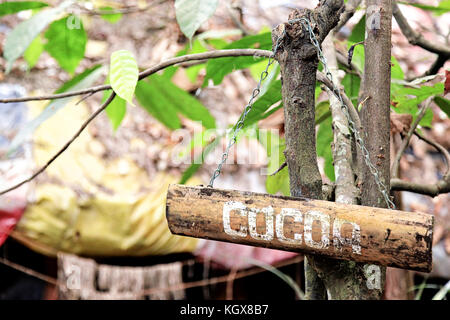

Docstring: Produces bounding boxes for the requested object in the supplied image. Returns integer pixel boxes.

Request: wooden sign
[166,185,434,272]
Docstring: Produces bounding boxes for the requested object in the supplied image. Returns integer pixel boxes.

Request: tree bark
[359,0,393,299]
[273,0,344,300]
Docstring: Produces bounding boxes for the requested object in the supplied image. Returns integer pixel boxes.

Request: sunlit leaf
[175,0,219,39]
[24,34,44,68]
[109,50,139,104]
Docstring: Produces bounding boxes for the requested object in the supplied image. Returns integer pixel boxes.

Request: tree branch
[390,98,432,178]
[0,49,273,104]
[0,92,116,196]
[334,0,362,31]
[393,2,450,56]
[390,117,450,197]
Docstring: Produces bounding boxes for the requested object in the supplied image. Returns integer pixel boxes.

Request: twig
[390,111,450,197]
[270,161,287,176]
[316,71,362,132]
[0,93,116,196]
[393,2,450,56]
[0,49,273,104]
[335,0,362,31]
[414,131,450,173]
[390,98,432,179]
[73,0,166,16]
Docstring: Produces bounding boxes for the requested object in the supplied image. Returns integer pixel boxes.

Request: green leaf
[241,79,282,128]
[315,100,331,125]
[432,281,450,300]
[258,130,289,196]
[3,0,74,73]
[317,117,335,181]
[434,96,450,118]
[246,258,304,299]
[9,65,105,152]
[399,0,450,15]
[349,15,365,43]
[179,132,222,184]
[135,80,181,130]
[109,50,139,104]
[104,91,126,131]
[99,6,122,23]
[341,73,360,107]
[175,0,219,39]
[203,32,273,86]
[392,83,444,115]
[419,107,433,128]
[0,1,48,17]
[136,74,216,129]
[24,34,44,68]
[44,16,87,74]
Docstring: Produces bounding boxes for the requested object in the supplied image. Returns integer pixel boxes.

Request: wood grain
[166,184,433,272]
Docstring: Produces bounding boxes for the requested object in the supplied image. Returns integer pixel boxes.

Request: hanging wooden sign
[166,184,433,272]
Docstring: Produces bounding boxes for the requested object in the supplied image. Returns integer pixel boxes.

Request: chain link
[208,17,396,210]
[207,33,284,187]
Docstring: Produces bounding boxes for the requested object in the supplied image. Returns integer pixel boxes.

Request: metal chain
[288,18,395,209]
[207,33,285,188]
[208,17,396,210]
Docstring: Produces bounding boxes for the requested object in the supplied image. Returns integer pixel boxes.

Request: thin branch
[390,178,450,197]
[316,70,362,132]
[0,47,356,196]
[0,49,273,104]
[0,93,116,196]
[73,0,166,16]
[390,121,450,197]
[414,131,450,173]
[335,0,362,31]
[390,98,432,178]
[408,54,448,81]
[270,161,287,176]
[393,2,450,56]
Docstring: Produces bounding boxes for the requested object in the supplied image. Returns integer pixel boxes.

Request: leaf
[432,280,450,300]
[135,80,181,130]
[258,130,289,196]
[137,74,216,129]
[0,1,48,17]
[203,32,273,86]
[24,34,44,68]
[434,96,450,118]
[317,117,335,181]
[99,7,122,23]
[104,91,126,131]
[3,0,74,73]
[399,0,450,16]
[246,258,304,299]
[419,107,433,128]
[341,73,360,107]
[9,65,105,152]
[392,83,444,115]
[175,0,219,39]
[445,70,450,96]
[241,79,282,128]
[179,132,222,184]
[109,50,139,104]
[44,16,87,74]
[315,100,331,125]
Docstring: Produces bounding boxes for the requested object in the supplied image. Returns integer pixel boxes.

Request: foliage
[2,0,449,197]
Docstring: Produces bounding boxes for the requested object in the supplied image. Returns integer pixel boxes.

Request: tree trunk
[359,0,393,299]
[273,0,344,300]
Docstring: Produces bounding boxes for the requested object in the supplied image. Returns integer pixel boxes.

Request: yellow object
[15,98,198,257]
